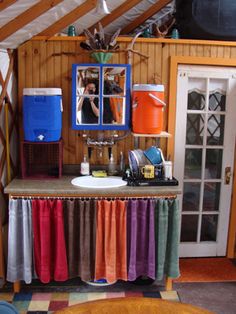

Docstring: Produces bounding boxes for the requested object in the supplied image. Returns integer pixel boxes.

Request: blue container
[144,146,163,165]
[23,88,62,142]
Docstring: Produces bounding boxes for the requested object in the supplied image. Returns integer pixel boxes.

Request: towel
[95,199,127,283]
[32,199,68,283]
[155,199,180,280]
[7,199,33,284]
[127,199,156,281]
[63,199,96,281]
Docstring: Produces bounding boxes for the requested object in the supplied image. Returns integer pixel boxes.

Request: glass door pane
[203,182,221,212]
[184,149,202,179]
[186,114,205,145]
[183,182,201,211]
[207,114,225,145]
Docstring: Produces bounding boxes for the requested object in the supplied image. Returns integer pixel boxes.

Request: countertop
[4,176,181,197]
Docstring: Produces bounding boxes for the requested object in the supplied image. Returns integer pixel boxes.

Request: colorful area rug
[174,257,236,283]
[0,291,179,313]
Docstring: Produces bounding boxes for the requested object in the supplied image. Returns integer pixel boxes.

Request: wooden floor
[174,258,236,283]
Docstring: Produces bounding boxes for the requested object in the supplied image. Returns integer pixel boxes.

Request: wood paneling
[17,37,236,166]
[17,37,236,256]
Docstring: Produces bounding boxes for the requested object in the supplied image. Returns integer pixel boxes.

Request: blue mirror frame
[71,63,131,131]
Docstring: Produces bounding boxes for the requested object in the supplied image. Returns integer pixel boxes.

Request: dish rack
[123,168,178,186]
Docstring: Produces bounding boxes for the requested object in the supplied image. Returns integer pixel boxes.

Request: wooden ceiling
[0,0,173,46]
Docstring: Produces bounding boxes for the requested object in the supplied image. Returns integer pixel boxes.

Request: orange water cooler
[132,84,165,134]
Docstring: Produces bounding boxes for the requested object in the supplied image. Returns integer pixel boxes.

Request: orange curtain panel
[95,199,127,283]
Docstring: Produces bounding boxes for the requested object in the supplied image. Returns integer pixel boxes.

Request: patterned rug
[0,291,180,313]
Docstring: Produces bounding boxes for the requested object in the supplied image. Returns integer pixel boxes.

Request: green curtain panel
[155,199,180,280]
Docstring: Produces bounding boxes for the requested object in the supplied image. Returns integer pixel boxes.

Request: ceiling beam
[0,0,64,42]
[38,0,97,37]
[121,0,172,34]
[88,0,143,34]
[0,0,17,12]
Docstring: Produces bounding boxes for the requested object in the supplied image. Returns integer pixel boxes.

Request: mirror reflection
[75,65,126,126]
[76,84,99,125]
[103,67,126,96]
[76,67,99,125]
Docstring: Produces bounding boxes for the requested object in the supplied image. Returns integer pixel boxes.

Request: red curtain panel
[32,199,68,283]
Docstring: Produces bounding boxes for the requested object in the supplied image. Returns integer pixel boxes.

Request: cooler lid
[23,88,62,96]
[133,84,164,92]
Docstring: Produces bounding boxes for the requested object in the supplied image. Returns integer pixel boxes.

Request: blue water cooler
[23,88,63,142]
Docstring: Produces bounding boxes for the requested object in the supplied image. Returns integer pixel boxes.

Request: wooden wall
[17,37,236,166]
[17,36,236,256]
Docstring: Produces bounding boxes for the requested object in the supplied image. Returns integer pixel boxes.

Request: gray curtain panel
[63,199,96,282]
[155,198,180,280]
[7,199,33,283]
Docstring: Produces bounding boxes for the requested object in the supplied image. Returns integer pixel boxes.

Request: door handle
[225,166,231,185]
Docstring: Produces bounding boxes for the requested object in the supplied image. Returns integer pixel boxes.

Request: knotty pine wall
[17,37,236,166]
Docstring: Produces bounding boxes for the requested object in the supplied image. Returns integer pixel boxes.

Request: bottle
[120,151,124,173]
[171,28,180,39]
[68,25,76,36]
[108,153,116,176]
[81,155,90,175]
[163,161,173,180]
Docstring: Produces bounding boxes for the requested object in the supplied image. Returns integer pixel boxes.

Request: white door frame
[167,56,236,257]
[175,65,236,257]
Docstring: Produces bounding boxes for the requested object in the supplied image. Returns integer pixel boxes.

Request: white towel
[7,199,33,283]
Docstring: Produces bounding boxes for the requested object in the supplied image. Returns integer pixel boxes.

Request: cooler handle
[149,93,166,107]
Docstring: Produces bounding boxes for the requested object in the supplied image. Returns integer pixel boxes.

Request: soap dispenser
[108,153,116,176]
[80,155,90,175]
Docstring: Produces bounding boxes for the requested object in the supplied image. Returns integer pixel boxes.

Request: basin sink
[71,176,127,189]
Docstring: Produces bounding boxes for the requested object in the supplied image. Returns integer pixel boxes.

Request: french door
[174,65,236,257]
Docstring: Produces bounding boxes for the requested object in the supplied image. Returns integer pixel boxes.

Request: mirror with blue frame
[71,63,131,130]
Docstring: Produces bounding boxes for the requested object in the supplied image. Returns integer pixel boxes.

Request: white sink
[71,176,127,189]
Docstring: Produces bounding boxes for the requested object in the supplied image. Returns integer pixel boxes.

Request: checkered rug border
[0,291,179,313]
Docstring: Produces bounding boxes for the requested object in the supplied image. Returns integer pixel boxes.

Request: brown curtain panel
[63,199,96,282]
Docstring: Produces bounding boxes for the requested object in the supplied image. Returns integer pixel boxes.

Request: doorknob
[225,166,231,185]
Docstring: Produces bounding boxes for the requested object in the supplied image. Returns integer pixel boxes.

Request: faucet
[83,131,118,147]
[86,137,114,147]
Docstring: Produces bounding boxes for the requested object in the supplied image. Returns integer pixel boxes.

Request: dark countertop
[4,176,181,197]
